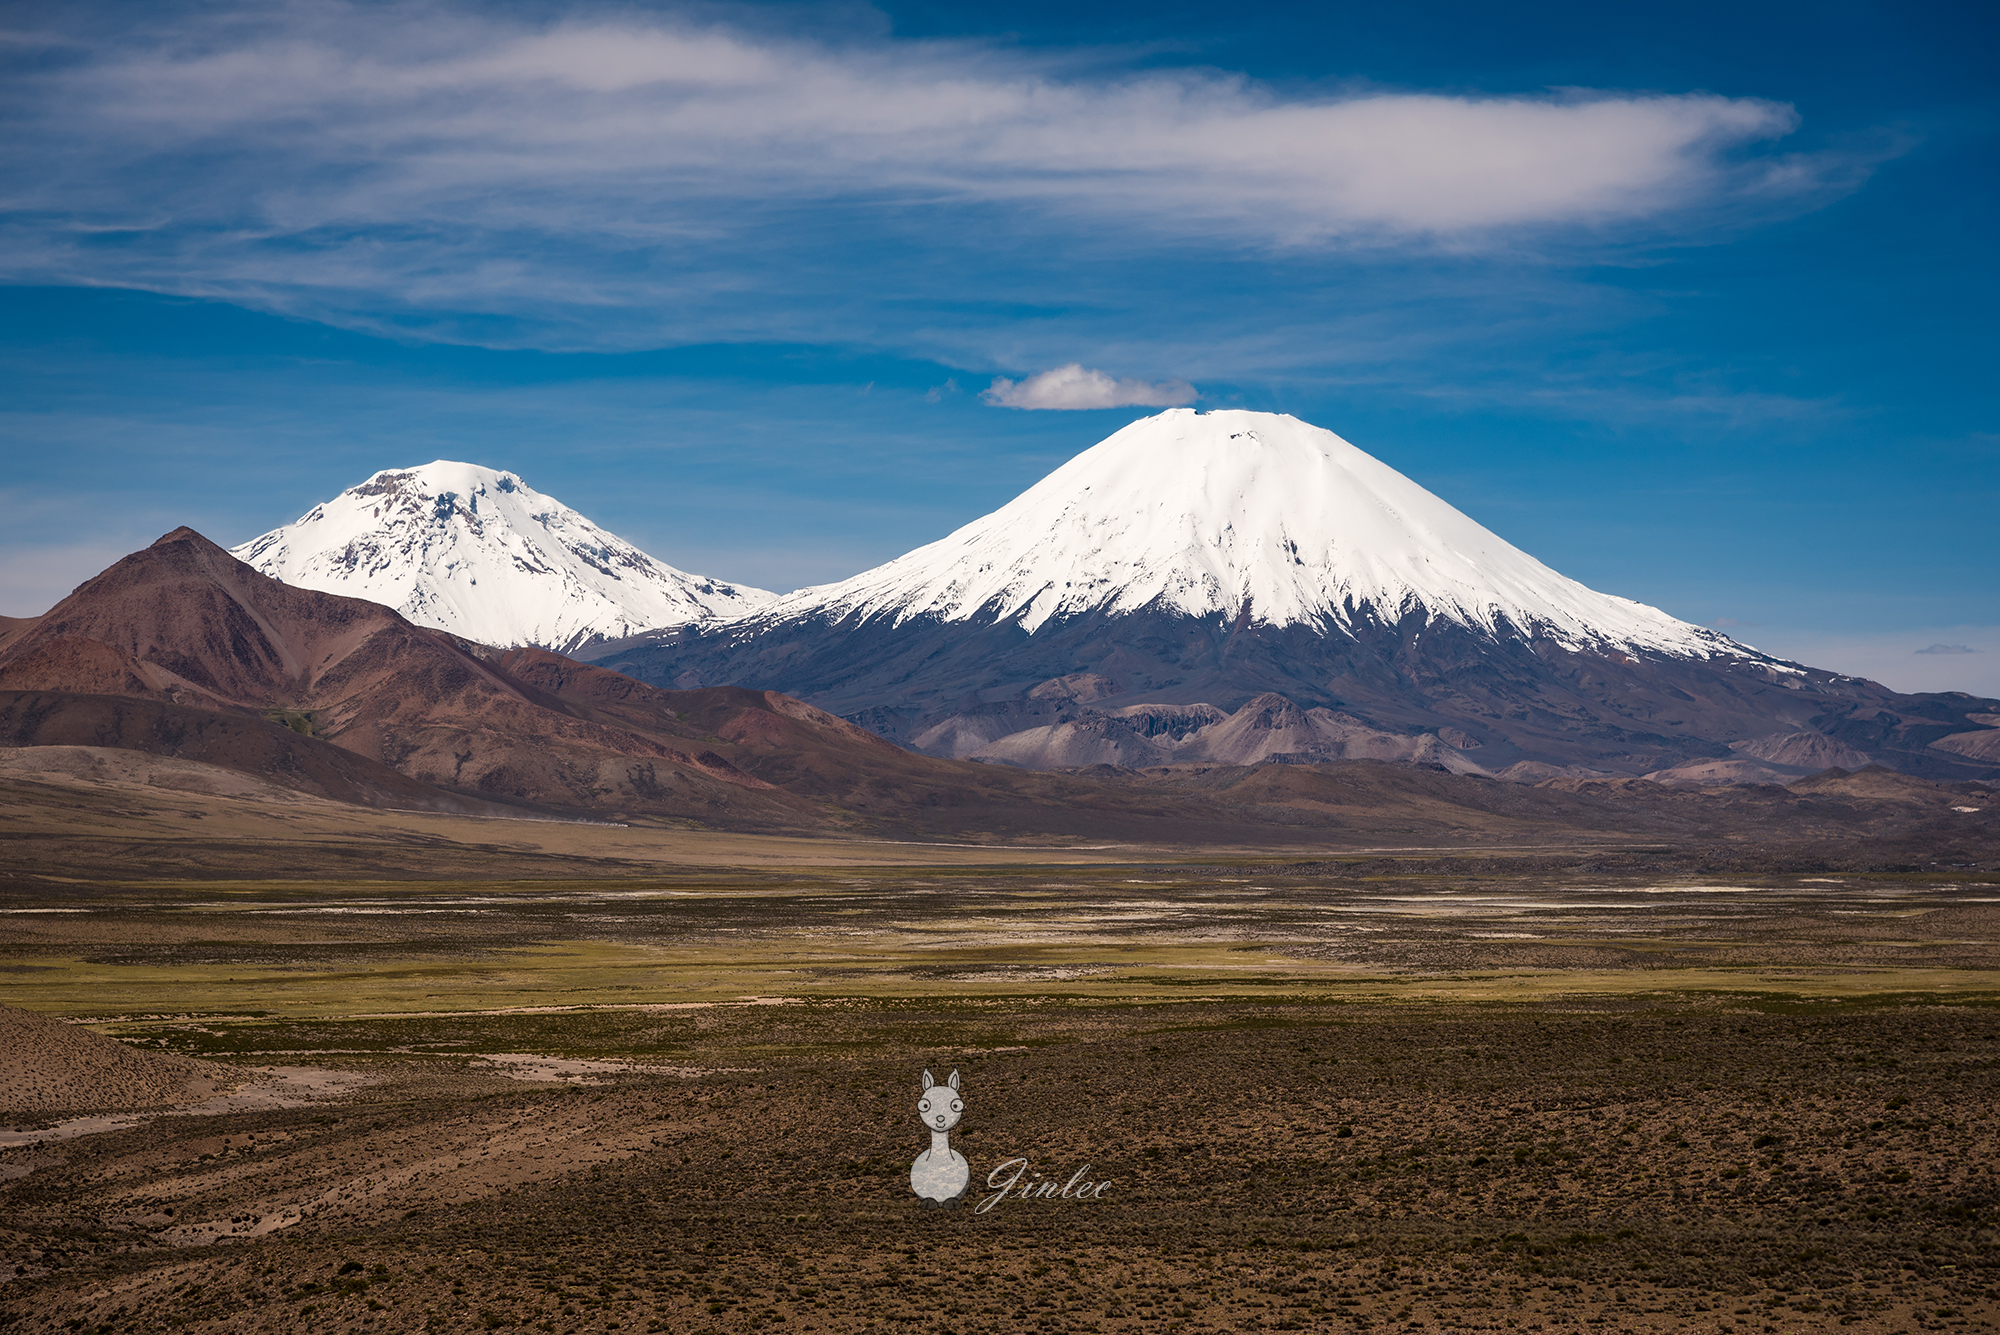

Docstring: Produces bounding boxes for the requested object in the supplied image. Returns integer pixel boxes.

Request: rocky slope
[0,1005,239,1116]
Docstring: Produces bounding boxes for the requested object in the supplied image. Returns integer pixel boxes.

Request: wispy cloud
[0,2,1867,352]
[1415,369,1851,431]
[1916,643,1979,655]
[982,365,1196,410]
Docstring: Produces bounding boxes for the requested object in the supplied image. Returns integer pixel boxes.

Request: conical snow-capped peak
[754,409,1751,659]
[231,461,774,652]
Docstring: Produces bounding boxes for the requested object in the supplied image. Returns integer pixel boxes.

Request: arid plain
[3,763,1999,1335]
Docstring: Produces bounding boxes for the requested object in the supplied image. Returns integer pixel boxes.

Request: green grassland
[5,862,1997,1037]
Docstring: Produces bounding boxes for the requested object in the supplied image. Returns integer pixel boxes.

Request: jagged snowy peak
[231,462,774,652]
[757,408,1750,659]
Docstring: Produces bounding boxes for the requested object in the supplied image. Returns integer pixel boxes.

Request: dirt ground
[3,857,1997,1334]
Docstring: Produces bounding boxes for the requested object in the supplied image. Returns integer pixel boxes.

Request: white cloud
[0,3,1866,350]
[13,15,1800,236]
[982,365,1197,410]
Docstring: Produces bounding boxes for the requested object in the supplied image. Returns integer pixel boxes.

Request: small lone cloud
[924,378,961,403]
[1916,643,1979,656]
[982,364,1196,411]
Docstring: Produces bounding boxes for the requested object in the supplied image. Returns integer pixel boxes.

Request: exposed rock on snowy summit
[592,409,2000,782]
[233,461,773,653]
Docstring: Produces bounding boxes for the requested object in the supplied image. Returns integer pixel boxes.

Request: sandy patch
[475,1053,750,1083]
[0,1065,374,1151]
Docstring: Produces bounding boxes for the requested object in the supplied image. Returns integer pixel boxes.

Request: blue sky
[2,0,1995,693]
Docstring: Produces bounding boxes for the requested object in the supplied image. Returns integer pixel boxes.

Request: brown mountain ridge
[0,528,1994,855]
[0,528,827,828]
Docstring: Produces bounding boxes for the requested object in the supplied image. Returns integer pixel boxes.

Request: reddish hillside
[0,528,406,708]
[0,531,1274,836]
[2,529,1993,854]
[0,691,517,814]
[0,530,827,828]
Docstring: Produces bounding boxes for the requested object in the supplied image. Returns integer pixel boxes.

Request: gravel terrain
[0,1006,240,1120]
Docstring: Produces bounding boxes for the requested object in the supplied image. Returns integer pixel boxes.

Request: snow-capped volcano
[232,462,773,652]
[761,408,1746,657]
[586,408,1955,780]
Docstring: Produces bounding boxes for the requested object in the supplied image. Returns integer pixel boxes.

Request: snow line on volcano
[739,409,1756,660]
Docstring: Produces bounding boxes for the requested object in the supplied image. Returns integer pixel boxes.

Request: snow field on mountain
[234,411,1752,665]
[232,462,774,652]
[755,409,1749,658]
